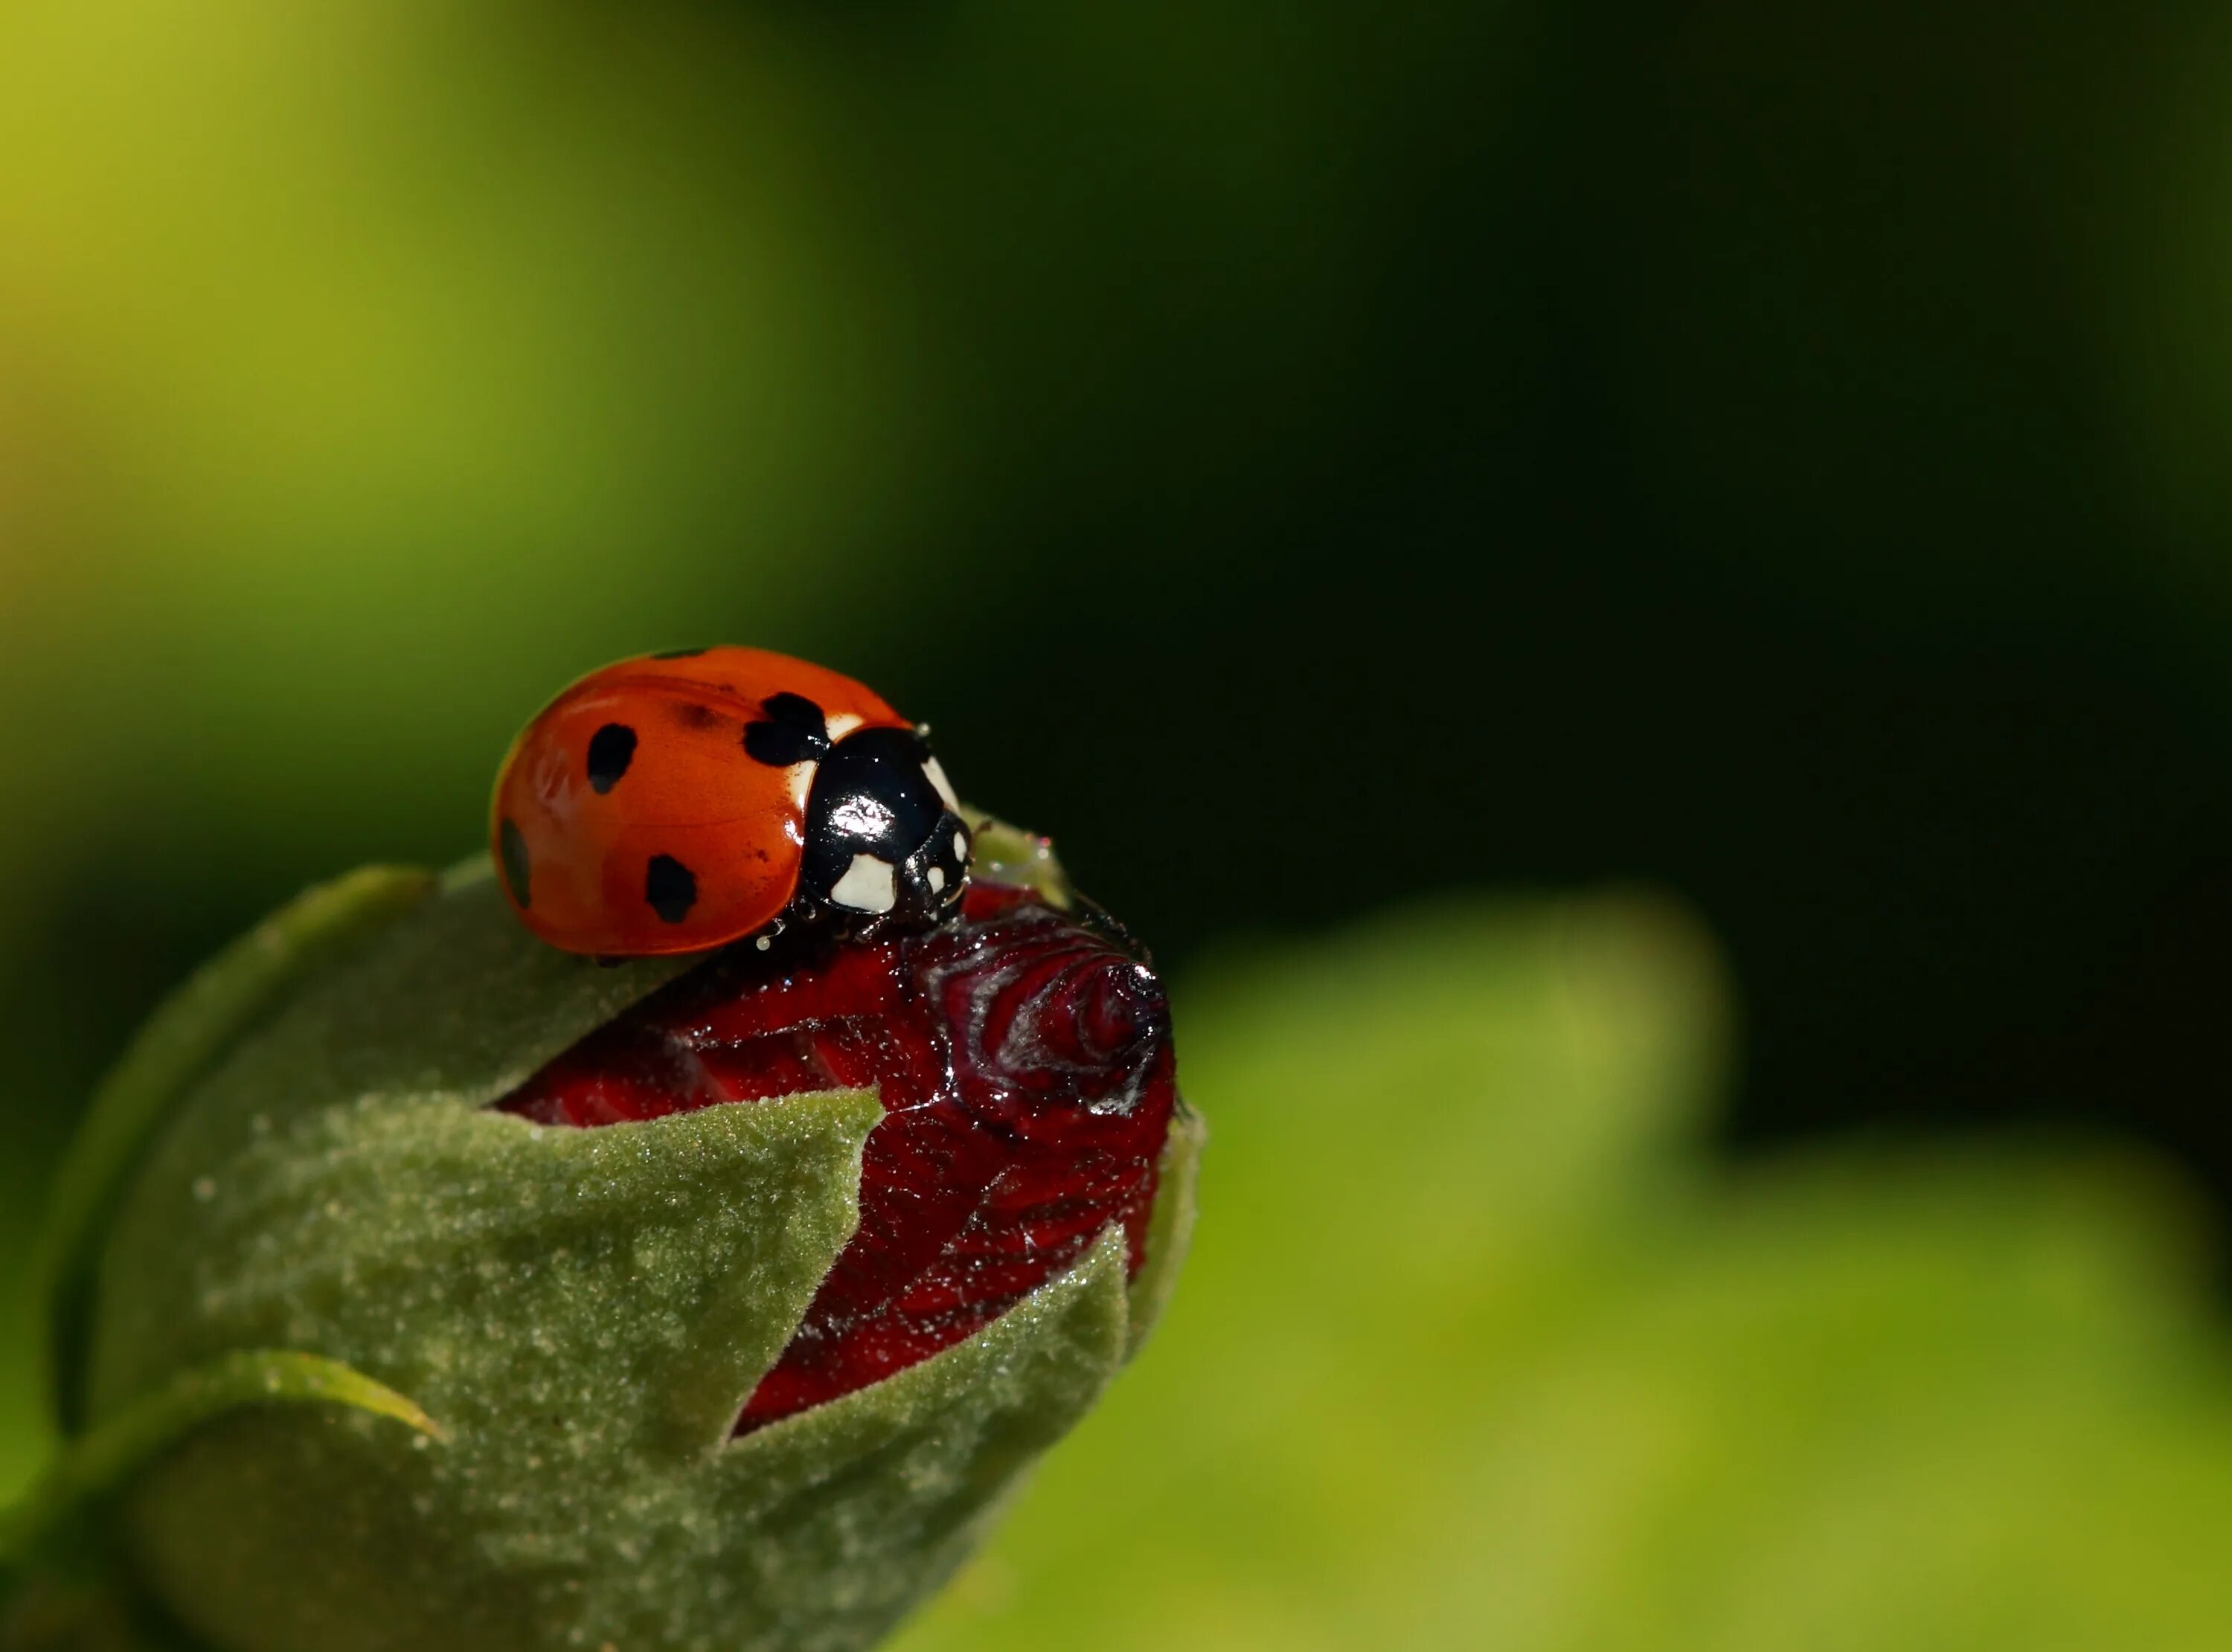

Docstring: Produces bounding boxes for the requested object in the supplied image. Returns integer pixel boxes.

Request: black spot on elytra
[743,692,831,768]
[646,855,698,924]
[499,819,532,908]
[586,723,638,794]
[652,646,709,659]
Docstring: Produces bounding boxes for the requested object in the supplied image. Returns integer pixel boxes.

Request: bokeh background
[9,1,2232,1644]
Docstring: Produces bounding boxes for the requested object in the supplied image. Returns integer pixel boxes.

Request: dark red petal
[499,881,1178,1430]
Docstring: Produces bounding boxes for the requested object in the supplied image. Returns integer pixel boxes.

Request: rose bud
[3,820,1200,1652]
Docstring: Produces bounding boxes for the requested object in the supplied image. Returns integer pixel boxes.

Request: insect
[491,646,970,957]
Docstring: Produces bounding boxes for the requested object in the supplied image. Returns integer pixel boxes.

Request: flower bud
[503,877,1180,1433]
[7,821,1200,1652]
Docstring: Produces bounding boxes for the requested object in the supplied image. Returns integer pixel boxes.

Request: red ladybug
[491,646,969,957]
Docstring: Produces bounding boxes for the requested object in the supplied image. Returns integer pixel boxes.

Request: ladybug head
[797,723,969,936]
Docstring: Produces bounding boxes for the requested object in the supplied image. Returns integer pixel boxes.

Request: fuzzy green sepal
[1125,1104,1204,1360]
[106,1090,882,1652]
[34,867,438,1433]
[3,1349,434,1652]
[1,1352,436,1571]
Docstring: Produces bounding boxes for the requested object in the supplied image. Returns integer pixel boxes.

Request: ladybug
[491,646,970,957]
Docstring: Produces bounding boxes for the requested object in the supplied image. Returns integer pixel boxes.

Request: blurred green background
[8,1,2232,1643]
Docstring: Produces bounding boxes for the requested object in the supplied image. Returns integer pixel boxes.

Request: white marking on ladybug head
[785,762,813,813]
[923,756,961,812]
[952,823,971,864]
[830,794,896,838]
[830,853,898,913]
[755,934,772,951]
[824,712,865,744]
[926,864,946,893]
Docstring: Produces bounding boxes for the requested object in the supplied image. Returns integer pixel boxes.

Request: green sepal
[33,867,438,1433]
[1126,1105,1205,1360]
[111,1217,1150,1652]
[106,1091,882,1652]
[93,1090,883,1452]
[696,1227,1135,1652]
[4,1349,432,1652]
[1,1352,435,1573]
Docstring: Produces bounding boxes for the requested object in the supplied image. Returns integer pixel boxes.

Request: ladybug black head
[798,726,969,936]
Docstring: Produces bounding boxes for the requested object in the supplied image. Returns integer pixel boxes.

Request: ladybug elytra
[491,646,969,956]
